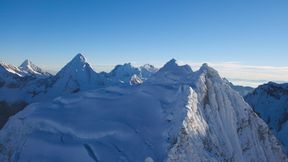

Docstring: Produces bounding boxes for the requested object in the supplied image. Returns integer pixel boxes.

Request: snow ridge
[0,59,286,162]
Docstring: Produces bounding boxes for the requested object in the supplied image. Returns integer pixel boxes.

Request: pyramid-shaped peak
[18,59,51,77]
[19,59,32,68]
[56,53,96,78]
[71,53,86,63]
[60,54,90,70]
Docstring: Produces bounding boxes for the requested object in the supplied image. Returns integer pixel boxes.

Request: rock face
[245,82,288,153]
[0,60,286,162]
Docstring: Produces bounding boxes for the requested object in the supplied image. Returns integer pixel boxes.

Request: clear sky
[0,0,288,86]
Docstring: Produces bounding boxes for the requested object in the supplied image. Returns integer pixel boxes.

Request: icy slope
[245,82,288,152]
[0,60,287,162]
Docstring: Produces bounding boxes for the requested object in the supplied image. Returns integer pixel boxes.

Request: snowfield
[0,55,287,162]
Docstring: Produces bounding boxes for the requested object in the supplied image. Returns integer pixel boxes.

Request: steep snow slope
[0,60,286,162]
[245,82,288,152]
[19,59,51,77]
[167,64,286,161]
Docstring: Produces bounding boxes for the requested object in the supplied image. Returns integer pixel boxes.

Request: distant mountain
[19,59,51,77]
[140,64,158,78]
[0,59,286,162]
[51,53,105,93]
[245,82,288,152]
[223,78,254,96]
[106,63,158,85]
[0,54,158,104]
[148,59,193,85]
[0,62,26,89]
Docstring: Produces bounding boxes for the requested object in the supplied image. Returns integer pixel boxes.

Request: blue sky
[0,0,288,86]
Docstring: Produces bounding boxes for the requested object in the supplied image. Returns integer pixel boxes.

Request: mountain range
[0,54,158,102]
[0,54,287,162]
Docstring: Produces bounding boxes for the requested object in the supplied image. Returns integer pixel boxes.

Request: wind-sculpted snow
[0,59,287,162]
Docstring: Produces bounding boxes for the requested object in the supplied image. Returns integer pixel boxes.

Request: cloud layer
[180,61,288,87]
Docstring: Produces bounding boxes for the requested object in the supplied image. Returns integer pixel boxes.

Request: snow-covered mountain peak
[57,53,92,76]
[46,54,104,94]
[0,58,288,161]
[161,58,178,70]
[159,59,192,73]
[73,53,86,63]
[66,53,87,67]
[198,63,221,79]
[112,63,136,72]
[110,63,140,77]
[140,64,157,71]
[0,61,23,77]
[148,59,193,85]
[18,59,51,77]
[19,59,31,68]
[140,64,158,78]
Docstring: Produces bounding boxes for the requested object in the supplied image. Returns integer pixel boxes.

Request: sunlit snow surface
[0,60,287,162]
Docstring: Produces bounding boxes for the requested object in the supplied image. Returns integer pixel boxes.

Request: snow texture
[0,58,287,162]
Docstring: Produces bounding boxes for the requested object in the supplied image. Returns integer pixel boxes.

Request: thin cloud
[180,61,288,87]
